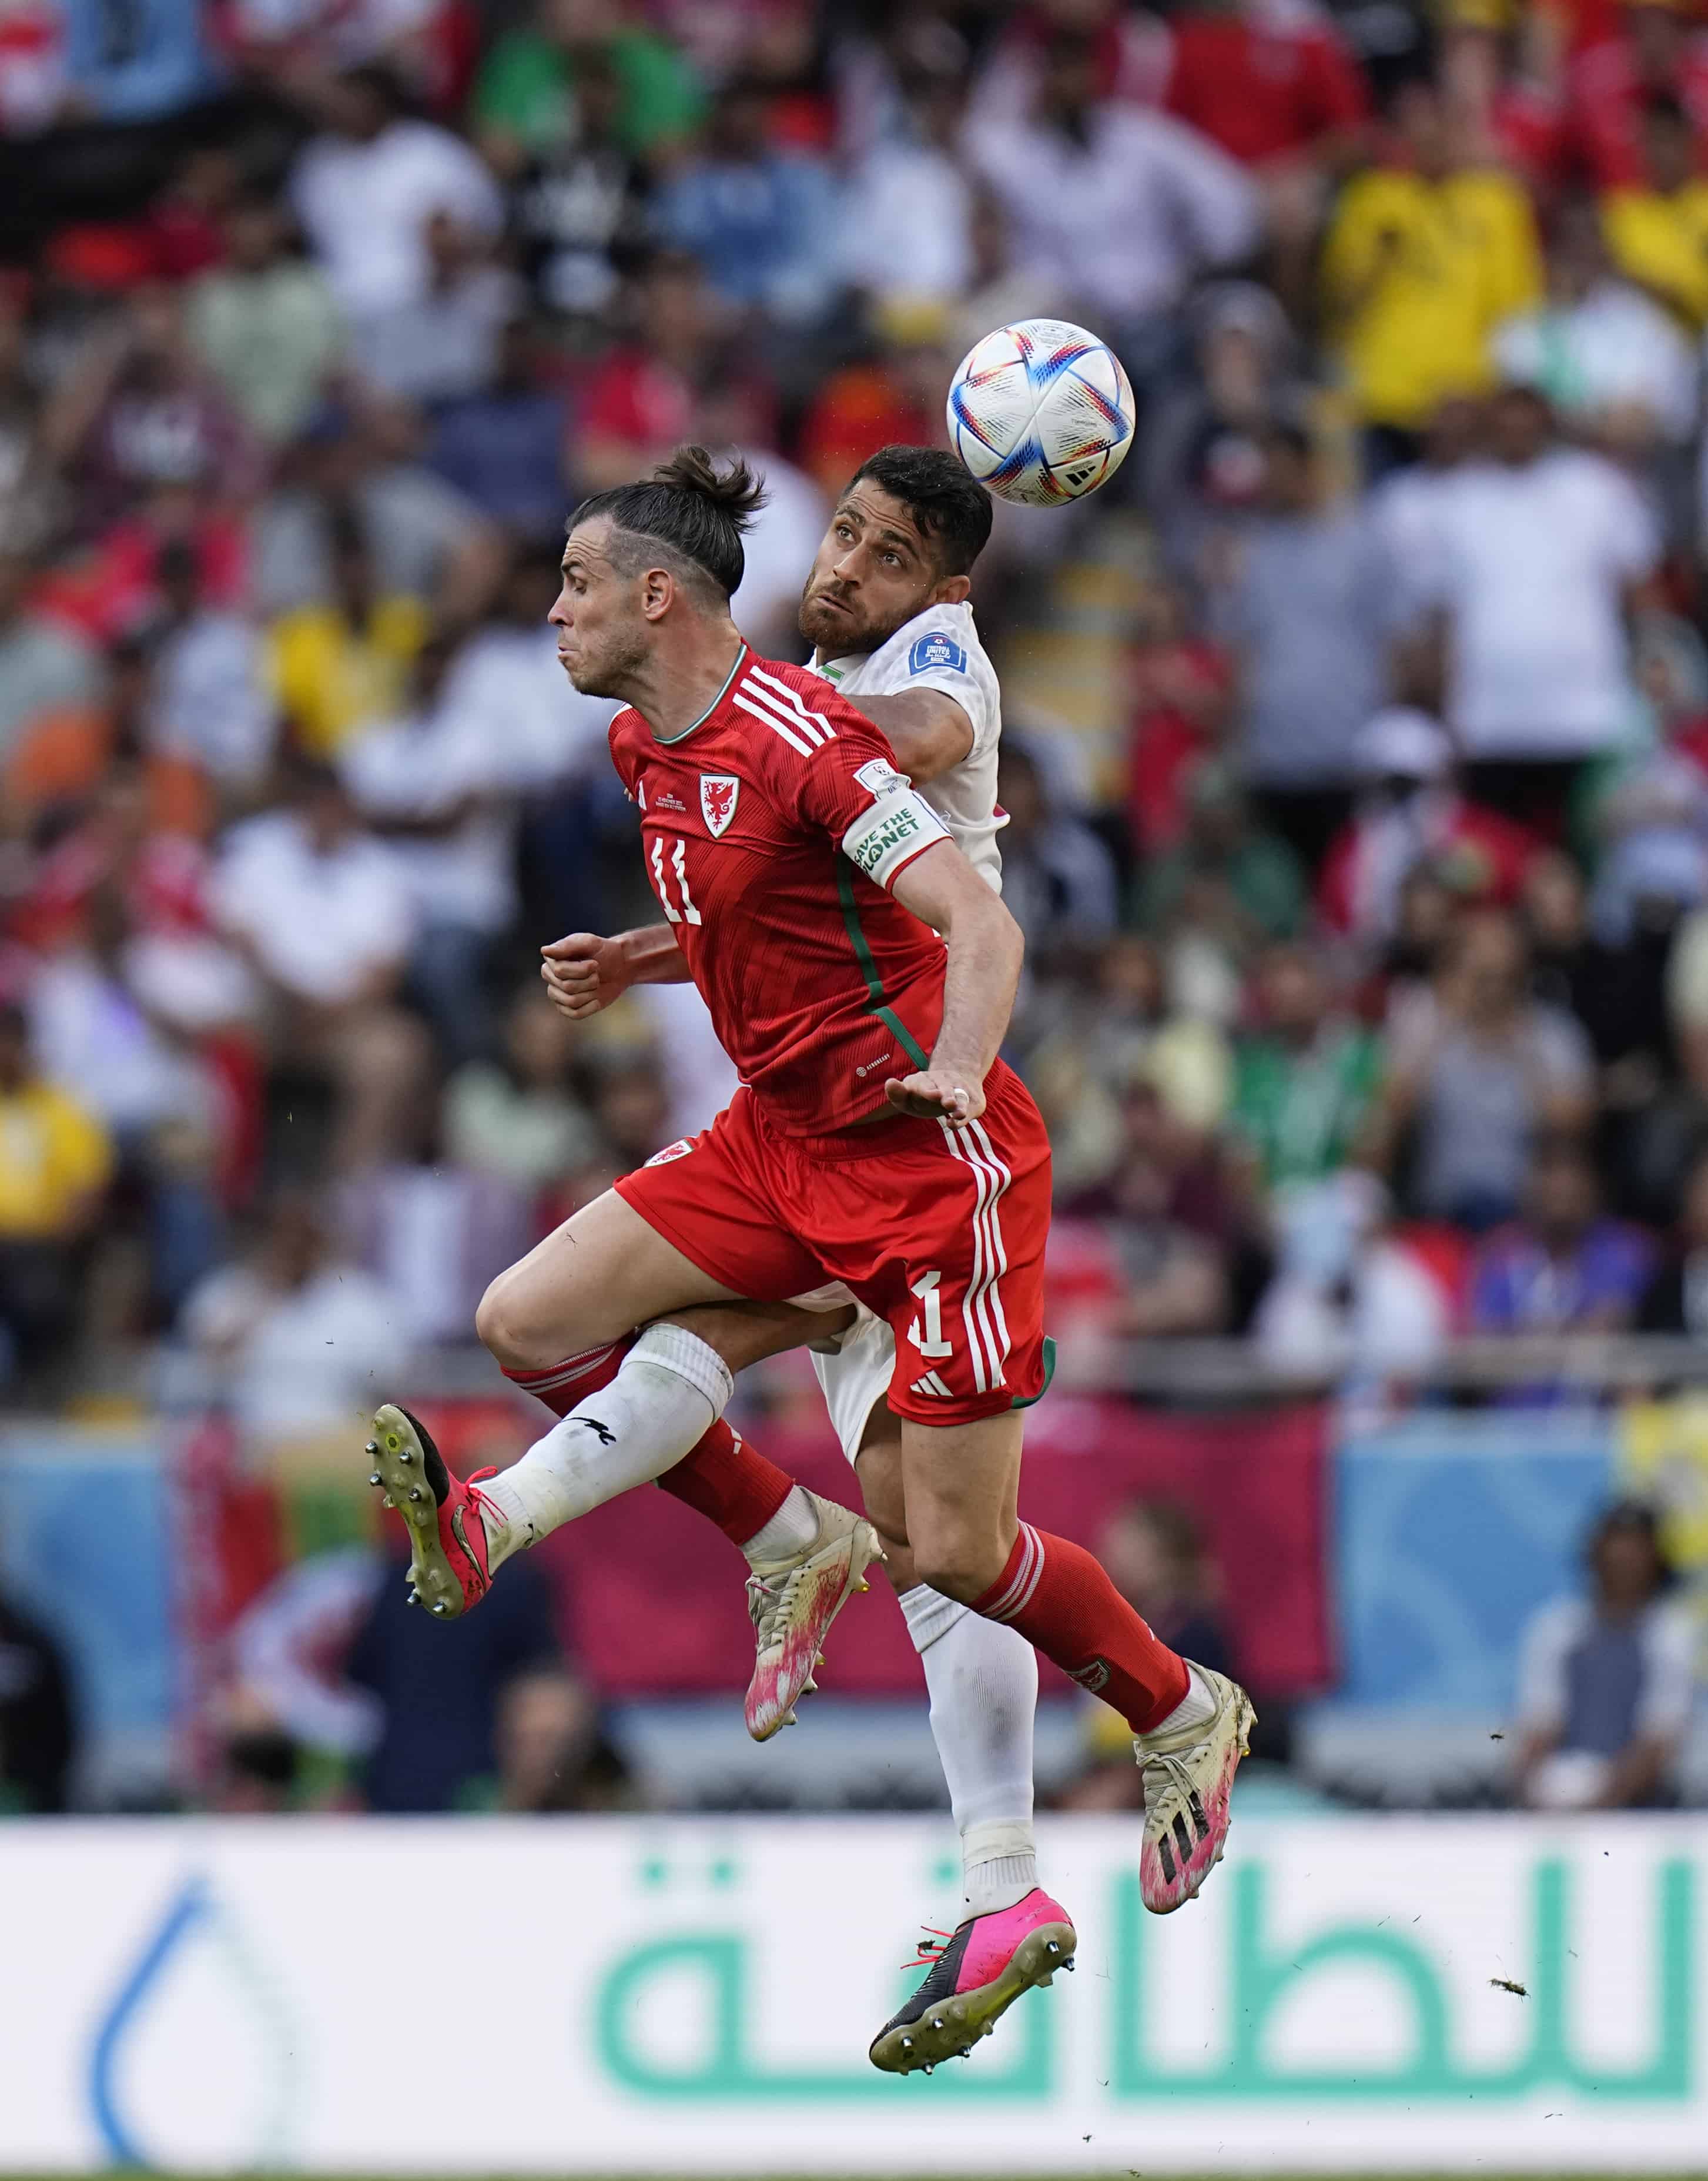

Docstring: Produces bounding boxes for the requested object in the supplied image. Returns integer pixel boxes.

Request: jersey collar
[809,650,870,684]
[649,641,749,745]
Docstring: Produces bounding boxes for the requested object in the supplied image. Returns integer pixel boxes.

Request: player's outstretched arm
[845,691,973,785]
[885,839,1023,1126]
[541,924,691,1019]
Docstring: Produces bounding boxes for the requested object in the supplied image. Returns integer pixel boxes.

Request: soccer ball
[946,318,1135,507]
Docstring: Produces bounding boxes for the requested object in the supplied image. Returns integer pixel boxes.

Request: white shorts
[809,1307,897,1466]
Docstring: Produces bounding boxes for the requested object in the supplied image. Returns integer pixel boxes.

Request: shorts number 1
[909,1270,953,1359]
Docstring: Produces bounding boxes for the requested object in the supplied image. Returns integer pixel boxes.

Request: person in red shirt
[1163,0,1369,170]
[361,449,1253,2059]
[1569,0,1708,186]
[1318,708,1541,941]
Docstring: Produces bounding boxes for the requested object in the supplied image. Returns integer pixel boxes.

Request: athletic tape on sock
[898,1582,969,1654]
[632,1322,734,1416]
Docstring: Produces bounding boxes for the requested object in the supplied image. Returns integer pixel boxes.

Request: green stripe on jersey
[835,861,931,1071]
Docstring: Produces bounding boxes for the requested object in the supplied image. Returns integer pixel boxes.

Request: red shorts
[615,1060,1051,1429]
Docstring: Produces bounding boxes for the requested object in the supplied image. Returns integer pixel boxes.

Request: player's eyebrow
[873,525,922,561]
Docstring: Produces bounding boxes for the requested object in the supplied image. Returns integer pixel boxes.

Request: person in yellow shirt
[1602,96,1708,329]
[0,1002,112,1381]
[1321,77,1543,460]
[267,511,426,758]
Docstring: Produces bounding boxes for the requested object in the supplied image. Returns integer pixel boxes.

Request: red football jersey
[607,646,955,1133]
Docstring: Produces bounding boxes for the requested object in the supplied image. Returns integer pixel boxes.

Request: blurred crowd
[9,0,1708,1439]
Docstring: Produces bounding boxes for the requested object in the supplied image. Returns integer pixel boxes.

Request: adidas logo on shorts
[910,1372,955,1399]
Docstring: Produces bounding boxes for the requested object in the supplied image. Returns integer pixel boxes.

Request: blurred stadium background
[3,0,1708,2169]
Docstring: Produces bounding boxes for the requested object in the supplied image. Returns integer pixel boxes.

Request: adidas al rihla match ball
[947,317,1135,507]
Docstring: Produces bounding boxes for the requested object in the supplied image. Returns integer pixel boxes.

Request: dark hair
[567,445,766,603]
[1586,1499,1676,1590]
[846,445,992,576]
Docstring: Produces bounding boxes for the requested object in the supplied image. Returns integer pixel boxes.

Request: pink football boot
[869,1889,1076,2075]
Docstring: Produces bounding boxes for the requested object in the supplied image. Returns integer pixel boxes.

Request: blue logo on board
[909,631,966,675]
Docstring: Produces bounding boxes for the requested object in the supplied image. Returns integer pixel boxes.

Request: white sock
[740,1484,820,1568]
[1143,1662,1219,1743]
[899,1584,1039,1919]
[481,1324,732,1567]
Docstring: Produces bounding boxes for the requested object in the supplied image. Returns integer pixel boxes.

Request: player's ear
[639,567,674,621]
[927,573,972,607]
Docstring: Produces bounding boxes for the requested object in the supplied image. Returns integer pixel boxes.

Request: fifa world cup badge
[700,775,740,837]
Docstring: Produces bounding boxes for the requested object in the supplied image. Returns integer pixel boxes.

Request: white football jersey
[805,600,1003,892]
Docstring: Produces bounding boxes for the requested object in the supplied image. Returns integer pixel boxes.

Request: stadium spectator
[347,207,522,403]
[267,509,427,758]
[210,758,425,1173]
[573,251,774,494]
[1319,75,1542,462]
[142,537,277,797]
[290,62,504,325]
[654,78,840,326]
[1570,6,1708,192]
[1317,708,1538,944]
[1204,422,1399,850]
[1493,192,1697,464]
[186,190,346,449]
[250,398,502,620]
[1025,932,1231,1196]
[1513,1499,1697,1808]
[181,1187,408,1443]
[992,740,1118,969]
[1412,383,1657,821]
[1371,907,1596,1227]
[1605,95,1708,334]
[0,1002,111,1386]
[0,544,103,756]
[426,316,571,533]
[443,984,601,1198]
[963,27,1261,369]
[1133,757,1307,954]
[340,627,550,1064]
[493,1667,637,1811]
[1637,1142,1708,1330]
[344,1530,568,1811]
[501,45,653,321]
[1228,940,1384,1193]
[0,1568,77,1812]
[1138,280,1306,577]
[469,0,704,178]
[1469,1132,1654,1334]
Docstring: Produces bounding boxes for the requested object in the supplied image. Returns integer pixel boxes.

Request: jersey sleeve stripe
[731,687,816,757]
[748,663,837,742]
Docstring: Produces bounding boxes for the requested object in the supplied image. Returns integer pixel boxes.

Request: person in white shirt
[963,28,1259,354]
[342,552,617,1062]
[1515,1500,1697,1809]
[1415,383,1658,781]
[213,760,428,1171]
[1493,198,1698,458]
[289,63,504,325]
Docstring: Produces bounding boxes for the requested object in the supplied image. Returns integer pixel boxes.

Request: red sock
[971,1523,1190,1735]
[503,1338,631,1418]
[657,1422,794,1547]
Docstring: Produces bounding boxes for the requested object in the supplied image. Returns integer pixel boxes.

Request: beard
[798,586,890,658]
[560,624,650,698]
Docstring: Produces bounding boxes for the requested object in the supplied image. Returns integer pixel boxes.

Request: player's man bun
[569,444,768,603]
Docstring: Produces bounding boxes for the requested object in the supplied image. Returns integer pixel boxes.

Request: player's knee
[909,1537,993,1604]
[475,1270,541,1369]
